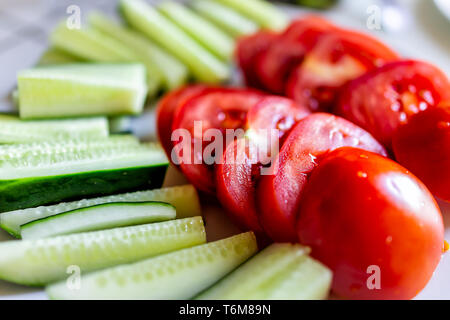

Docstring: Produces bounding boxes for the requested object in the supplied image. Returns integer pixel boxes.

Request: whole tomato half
[257,113,387,242]
[286,29,399,112]
[336,60,450,149]
[172,88,265,193]
[297,147,444,300]
[216,97,310,236]
[393,102,450,201]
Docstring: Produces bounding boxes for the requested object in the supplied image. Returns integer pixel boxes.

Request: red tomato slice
[172,88,265,193]
[393,102,450,201]
[216,97,309,236]
[297,147,444,300]
[257,113,387,242]
[286,30,399,112]
[256,16,336,94]
[235,31,279,89]
[156,85,211,164]
[336,60,450,149]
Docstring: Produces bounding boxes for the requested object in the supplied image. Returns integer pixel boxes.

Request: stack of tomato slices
[157,16,450,300]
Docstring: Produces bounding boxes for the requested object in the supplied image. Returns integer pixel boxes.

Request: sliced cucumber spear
[191,0,258,38]
[0,185,201,238]
[37,47,82,66]
[0,114,108,143]
[158,2,234,61]
[17,63,148,119]
[0,143,168,213]
[0,217,206,286]
[46,232,257,299]
[50,23,161,96]
[196,243,332,300]
[88,12,188,90]
[214,0,288,31]
[120,0,230,83]
[20,202,176,240]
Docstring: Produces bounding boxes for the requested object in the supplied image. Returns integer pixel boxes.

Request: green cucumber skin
[0,165,168,213]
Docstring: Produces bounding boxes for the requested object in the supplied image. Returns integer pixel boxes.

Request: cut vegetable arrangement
[0,217,206,286]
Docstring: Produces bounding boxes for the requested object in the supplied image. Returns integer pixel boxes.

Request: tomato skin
[172,88,265,193]
[297,147,444,300]
[257,113,387,242]
[336,60,450,149]
[286,30,398,112]
[235,31,279,89]
[393,102,450,201]
[256,16,336,94]
[216,97,309,236]
[156,85,211,164]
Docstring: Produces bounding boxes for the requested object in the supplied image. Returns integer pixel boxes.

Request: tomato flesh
[297,147,444,299]
[257,113,387,242]
[336,60,450,149]
[286,30,398,112]
[172,88,265,193]
[393,102,450,201]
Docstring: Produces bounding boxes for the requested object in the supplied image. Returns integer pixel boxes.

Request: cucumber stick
[51,23,161,95]
[37,47,81,66]
[88,12,188,90]
[214,0,288,30]
[0,143,168,213]
[18,63,148,119]
[0,185,201,237]
[196,243,332,300]
[0,114,108,143]
[120,0,230,83]
[191,0,259,38]
[46,232,257,299]
[20,202,176,240]
[0,217,206,286]
[159,2,234,61]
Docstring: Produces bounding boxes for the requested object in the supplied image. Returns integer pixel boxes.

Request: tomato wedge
[235,30,279,89]
[393,102,450,201]
[172,88,265,193]
[256,16,336,94]
[286,30,399,112]
[336,60,450,149]
[297,147,444,299]
[216,97,309,236]
[156,85,211,164]
[257,113,387,242]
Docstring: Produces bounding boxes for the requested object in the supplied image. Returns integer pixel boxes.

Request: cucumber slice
[191,0,258,38]
[37,47,81,66]
[18,63,148,119]
[20,201,176,239]
[88,12,188,90]
[46,232,257,299]
[0,135,139,160]
[196,243,332,300]
[120,0,230,83]
[159,2,234,61]
[0,143,168,213]
[0,217,206,286]
[0,185,201,238]
[214,0,288,31]
[0,114,109,143]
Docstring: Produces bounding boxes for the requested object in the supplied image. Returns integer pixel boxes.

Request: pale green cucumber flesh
[215,0,288,30]
[18,63,148,119]
[120,0,230,83]
[0,185,201,238]
[191,0,258,38]
[0,217,206,286]
[159,2,234,61]
[46,232,257,299]
[88,12,187,90]
[20,201,176,240]
[37,47,82,66]
[0,115,108,143]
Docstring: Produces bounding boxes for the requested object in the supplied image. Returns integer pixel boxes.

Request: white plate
[434,0,450,21]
